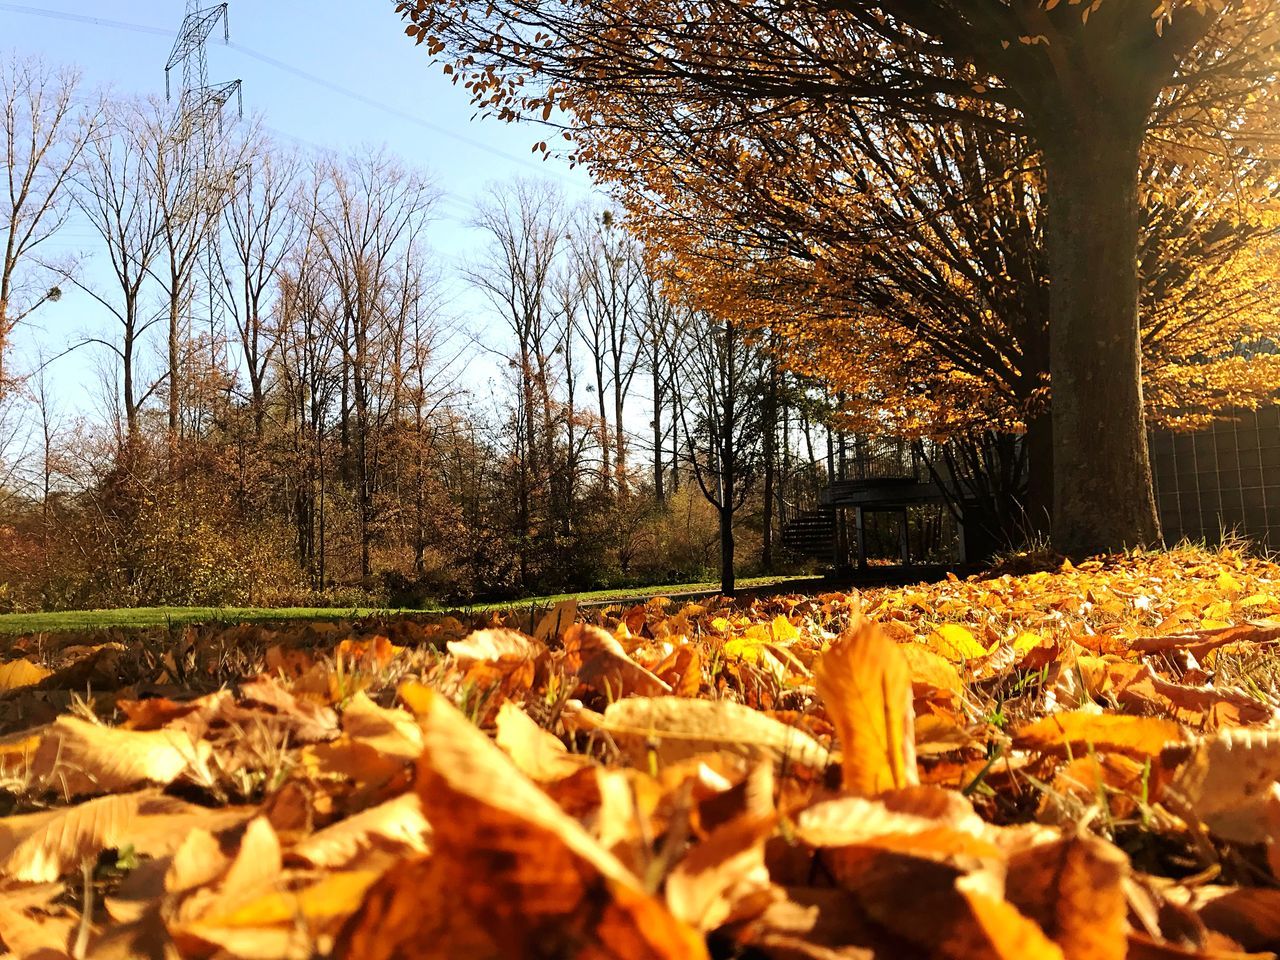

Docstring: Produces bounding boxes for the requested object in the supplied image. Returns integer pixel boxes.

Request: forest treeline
[0,56,867,610]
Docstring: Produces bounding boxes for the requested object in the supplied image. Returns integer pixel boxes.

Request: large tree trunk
[1042,117,1159,556]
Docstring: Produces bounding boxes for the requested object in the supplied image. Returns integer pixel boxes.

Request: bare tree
[275,177,338,588]
[569,208,644,494]
[0,55,91,395]
[146,102,243,439]
[464,178,567,587]
[637,273,684,504]
[313,148,437,578]
[72,97,165,442]
[678,313,767,596]
[219,134,301,435]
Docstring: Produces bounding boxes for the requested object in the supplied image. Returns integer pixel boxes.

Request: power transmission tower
[164,1,246,418]
[166,2,243,153]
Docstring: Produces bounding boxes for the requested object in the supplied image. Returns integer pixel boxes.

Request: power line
[0,2,169,36]
[0,1,583,185]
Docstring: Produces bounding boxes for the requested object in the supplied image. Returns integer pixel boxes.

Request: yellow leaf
[0,659,50,692]
[1217,571,1245,595]
[203,869,383,927]
[927,623,988,660]
[494,701,593,782]
[770,615,800,644]
[1013,631,1044,654]
[814,619,917,796]
[900,644,965,697]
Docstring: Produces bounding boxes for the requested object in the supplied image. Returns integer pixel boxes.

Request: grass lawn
[0,574,820,635]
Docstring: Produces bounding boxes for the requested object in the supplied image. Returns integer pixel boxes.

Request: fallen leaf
[1005,835,1130,960]
[30,717,213,796]
[595,696,829,770]
[814,619,917,796]
[447,628,546,665]
[494,701,593,782]
[928,624,989,661]
[1012,712,1187,759]
[0,791,251,883]
[534,599,578,641]
[338,686,708,959]
[1167,728,1280,844]
[288,792,430,869]
[0,659,51,692]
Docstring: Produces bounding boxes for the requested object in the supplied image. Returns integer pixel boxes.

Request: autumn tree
[0,55,90,397]
[394,0,1280,554]
[643,110,1280,540]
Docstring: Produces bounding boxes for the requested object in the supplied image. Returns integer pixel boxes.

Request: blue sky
[1,0,597,421]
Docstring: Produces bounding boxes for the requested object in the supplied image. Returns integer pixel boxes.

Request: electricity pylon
[165,2,242,151]
[163,1,246,413]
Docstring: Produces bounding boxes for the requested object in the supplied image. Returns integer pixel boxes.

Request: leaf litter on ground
[3,545,1280,955]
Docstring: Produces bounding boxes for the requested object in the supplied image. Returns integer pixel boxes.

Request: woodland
[0,62,829,610]
[2,0,1280,957]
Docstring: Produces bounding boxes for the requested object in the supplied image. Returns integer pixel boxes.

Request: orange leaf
[1006,836,1129,960]
[1012,712,1187,759]
[814,619,917,796]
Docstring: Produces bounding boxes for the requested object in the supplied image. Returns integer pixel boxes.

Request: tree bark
[1042,117,1159,556]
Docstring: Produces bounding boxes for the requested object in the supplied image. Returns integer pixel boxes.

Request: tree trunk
[652,362,664,504]
[168,289,180,439]
[1042,118,1159,556]
[720,505,735,597]
[761,362,777,572]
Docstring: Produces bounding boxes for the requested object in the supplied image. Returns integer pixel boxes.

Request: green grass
[0,574,819,635]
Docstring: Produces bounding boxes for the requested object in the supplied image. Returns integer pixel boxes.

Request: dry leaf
[814,620,917,796]
[534,599,578,641]
[1012,712,1187,759]
[494,701,593,782]
[288,792,430,868]
[0,791,251,883]
[596,696,829,770]
[447,628,546,664]
[30,716,213,796]
[1167,728,1280,844]
[1006,835,1130,960]
[337,685,707,959]
[0,660,51,692]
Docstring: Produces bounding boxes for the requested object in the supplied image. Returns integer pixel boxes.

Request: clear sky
[0,0,597,423]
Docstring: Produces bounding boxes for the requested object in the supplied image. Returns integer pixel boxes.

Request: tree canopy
[395,0,1280,554]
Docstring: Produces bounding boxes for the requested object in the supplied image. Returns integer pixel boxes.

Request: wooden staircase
[780,507,838,563]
